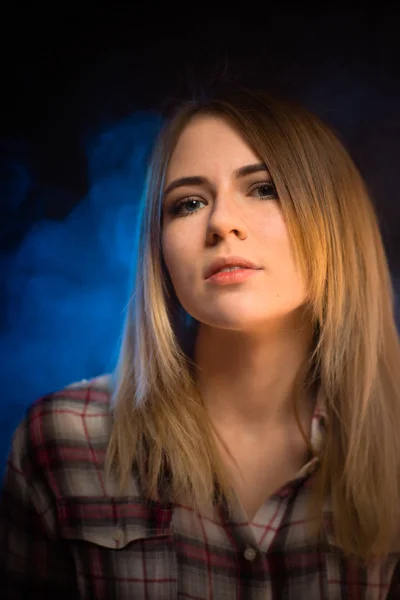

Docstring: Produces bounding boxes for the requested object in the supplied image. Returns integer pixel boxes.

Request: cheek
[259,215,292,258]
[162,225,198,264]
[161,228,189,284]
[259,218,303,284]
[161,227,178,264]
[258,206,286,234]
[161,231,176,284]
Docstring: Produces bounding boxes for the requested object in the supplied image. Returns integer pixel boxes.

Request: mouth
[205,267,261,285]
[206,266,253,277]
[204,257,261,280]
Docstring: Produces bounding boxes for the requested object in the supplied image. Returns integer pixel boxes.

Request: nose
[205,193,248,245]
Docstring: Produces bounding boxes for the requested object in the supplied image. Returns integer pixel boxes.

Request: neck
[193,313,316,436]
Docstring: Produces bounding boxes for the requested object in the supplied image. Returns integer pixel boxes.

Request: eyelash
[169,181,278,218]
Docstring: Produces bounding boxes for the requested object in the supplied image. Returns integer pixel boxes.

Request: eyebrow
[163,162,269,198]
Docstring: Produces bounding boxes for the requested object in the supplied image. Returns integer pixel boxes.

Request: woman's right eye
[169,197,206,218]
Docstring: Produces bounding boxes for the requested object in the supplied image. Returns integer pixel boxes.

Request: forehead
[166,115,260,179]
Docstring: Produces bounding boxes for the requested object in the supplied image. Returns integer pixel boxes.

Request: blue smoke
[0,112,162,475]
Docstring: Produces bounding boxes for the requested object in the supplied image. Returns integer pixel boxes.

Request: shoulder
[29,374,112,435]
[27,374,113,452]
[11,375,114,498]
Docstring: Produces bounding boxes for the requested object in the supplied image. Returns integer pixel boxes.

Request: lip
[205,268,261,285]
[204,256,261,279]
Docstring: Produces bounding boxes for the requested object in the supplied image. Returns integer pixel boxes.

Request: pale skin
[162,115,316,521]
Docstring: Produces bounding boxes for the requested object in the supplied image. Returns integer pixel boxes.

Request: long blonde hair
[106,88,400,565]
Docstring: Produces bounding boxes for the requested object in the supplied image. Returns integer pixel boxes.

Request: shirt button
[244,547,257,561]
[114,528,124,545]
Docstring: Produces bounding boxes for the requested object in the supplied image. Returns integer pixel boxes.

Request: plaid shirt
[1,375,399,599]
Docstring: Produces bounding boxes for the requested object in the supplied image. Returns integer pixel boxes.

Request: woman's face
[161,115,308,334]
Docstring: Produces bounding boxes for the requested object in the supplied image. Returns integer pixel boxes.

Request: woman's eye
[250,182,278,199]
[168,182,278,219]
[169,197,205,218]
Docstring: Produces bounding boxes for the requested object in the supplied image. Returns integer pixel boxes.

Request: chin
[197,314,266,331]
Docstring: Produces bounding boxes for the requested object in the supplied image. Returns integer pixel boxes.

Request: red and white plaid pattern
[1,375,399,598]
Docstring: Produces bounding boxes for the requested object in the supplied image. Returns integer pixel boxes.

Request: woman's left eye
[250,182,278,199]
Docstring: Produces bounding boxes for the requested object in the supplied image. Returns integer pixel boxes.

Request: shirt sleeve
[0,421,78,599]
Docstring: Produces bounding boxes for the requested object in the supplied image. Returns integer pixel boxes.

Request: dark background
[1,6,400,473]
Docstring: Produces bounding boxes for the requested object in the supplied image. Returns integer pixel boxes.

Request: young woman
[2,88,400,598]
